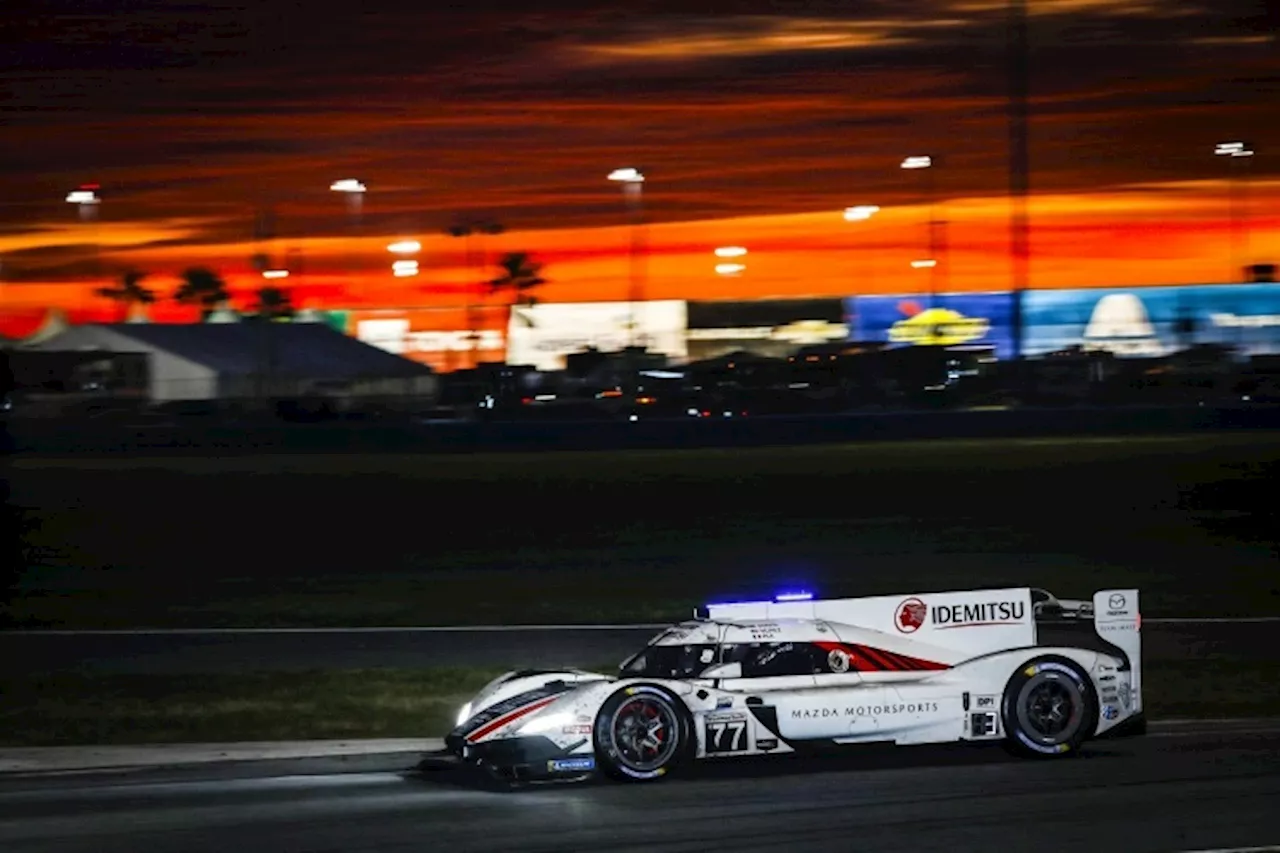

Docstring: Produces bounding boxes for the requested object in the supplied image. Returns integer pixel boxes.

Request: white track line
[8,617,1280,636]
[1172,847,1280,852]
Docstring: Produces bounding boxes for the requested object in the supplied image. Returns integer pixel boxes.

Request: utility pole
[1008,0,1030,361]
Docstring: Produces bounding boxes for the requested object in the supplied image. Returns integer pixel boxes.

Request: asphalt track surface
[1,722,1278,853]
[4,621,1279,675]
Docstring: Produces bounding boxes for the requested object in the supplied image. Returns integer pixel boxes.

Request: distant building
[24,322,437,404]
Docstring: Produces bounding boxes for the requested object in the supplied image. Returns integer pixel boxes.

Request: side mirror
[700,662,742,679]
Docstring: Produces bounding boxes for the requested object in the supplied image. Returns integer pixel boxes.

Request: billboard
[505,300,688,370]
[685,298,847,360]
[350,306,508,372]
[1022,284,1280,358]
[847,293,1015,359]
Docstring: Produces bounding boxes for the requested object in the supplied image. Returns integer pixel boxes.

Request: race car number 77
[706,720,746,752]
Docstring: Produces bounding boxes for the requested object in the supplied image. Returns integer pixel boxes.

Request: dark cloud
[0,0,1274,245]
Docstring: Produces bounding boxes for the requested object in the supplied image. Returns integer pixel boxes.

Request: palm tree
[490,251,545,328]
[173,267,231,319]
[96,270,156,322]
[254,286,295,320]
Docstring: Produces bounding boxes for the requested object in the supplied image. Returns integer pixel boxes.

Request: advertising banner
[1022,284,1280,358]
[685,298,847,360]
[846,292,1015,359]
[349,306,508,372]
[505,300,688,371]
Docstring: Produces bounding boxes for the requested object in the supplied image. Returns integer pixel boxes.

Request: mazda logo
[1108,594,1126,610]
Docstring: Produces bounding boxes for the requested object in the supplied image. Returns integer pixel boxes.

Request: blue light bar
[774,591,814,602]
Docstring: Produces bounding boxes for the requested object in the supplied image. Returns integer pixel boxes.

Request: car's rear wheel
[1001,656,1095,758]
[593,685,689,782]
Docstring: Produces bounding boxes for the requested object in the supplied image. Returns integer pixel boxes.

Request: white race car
[439,586,1143,783]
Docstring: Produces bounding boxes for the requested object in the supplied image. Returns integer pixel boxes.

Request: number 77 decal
[707,720,747,752]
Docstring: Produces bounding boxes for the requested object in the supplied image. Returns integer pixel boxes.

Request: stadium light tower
[843,206,880,287]
[66,183,103,314]
[608,167,646,349]
[330,179,367,301]
[1215,142,1255,283]
[66,184,101,221]
[901,156,943,304]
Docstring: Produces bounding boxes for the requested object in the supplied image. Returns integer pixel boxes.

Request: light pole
[901,157,943,306]
[447,219,504,370]
[1215,142,1255,283]
[330,179,367,303]
[66,184,101,317]
[843,205,880,289]
[1008,0,1030,360]
[608,167,645,350]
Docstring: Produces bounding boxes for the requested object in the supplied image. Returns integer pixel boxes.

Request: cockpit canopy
[619,619,841,680]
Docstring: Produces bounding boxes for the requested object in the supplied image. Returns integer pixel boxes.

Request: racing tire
[1001,655,1096,758]
[593,684,691,782]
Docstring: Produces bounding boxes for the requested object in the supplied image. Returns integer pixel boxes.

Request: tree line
[94,251,546,322]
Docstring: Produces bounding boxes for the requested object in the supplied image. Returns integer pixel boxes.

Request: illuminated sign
[1022,284,1280,358]
[358,319,503,354]
[848,293,1014,358]
[686,320,847,344]
[505,301,688,370]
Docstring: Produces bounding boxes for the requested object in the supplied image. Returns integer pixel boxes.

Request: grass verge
[2,659,1278,748]
[6,433,1280,629]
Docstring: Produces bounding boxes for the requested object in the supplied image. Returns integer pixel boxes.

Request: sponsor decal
[1108,593,1126,610]
[827,648,851,673]
[561,725,593,735]
[715,697,734,709]
[895,598,927,633]
[895,597,1026,632]
[757,738,779,751]
[548,756,596,773]
[1102,705,1119,721]
[706,711,748,723]
[932,601,1026,629]
[749,623,781,639]
[975,695,996,708]
[791,702,940,720]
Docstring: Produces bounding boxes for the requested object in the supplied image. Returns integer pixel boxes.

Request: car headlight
[517,711,572,736]
[456,702,473,727]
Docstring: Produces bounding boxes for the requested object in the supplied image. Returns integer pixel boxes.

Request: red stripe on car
[855,644,901,671]
[466,696,561,743]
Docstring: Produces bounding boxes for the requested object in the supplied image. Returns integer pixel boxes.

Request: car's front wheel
[593,685,689,781]
[1001,656,1095,758]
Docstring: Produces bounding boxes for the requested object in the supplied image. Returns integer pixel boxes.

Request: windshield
[620,643,720,679]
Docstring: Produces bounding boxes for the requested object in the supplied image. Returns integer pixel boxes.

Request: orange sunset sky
[1,0,1277,325]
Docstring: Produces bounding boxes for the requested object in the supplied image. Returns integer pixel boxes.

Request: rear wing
[1093,589,1141,714]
